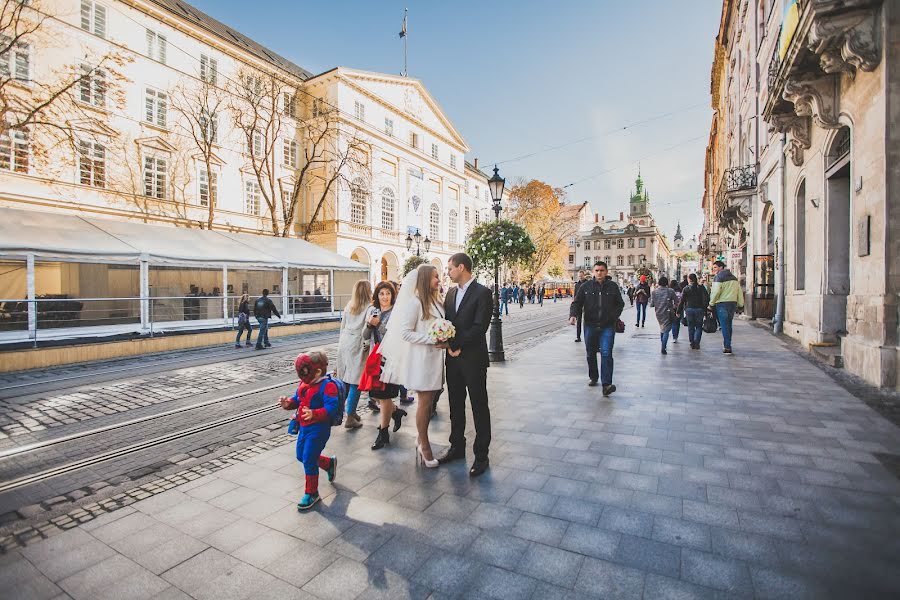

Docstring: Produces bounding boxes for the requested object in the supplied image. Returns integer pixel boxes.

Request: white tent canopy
[0,207,366,270]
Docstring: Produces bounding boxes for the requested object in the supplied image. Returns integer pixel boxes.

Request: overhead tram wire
[38,1,711,178]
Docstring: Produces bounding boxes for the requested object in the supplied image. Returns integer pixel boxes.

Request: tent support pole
[26,254,35,347]
[223,265,229,326]
[282,268,289,322]
[140,257,149,334]
[330,270,335,314]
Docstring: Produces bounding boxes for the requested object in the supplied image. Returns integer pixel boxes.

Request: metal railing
[723,164,758,193]
[0,293,353,346]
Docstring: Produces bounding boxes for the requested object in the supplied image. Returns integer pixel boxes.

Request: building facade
[575,173,672,283]
[703,0,898,389]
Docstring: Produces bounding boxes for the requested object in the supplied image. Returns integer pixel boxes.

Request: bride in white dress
[380,265,456,467]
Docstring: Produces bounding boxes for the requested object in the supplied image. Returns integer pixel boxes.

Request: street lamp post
[405,228,431,257]
[487,165,506,362]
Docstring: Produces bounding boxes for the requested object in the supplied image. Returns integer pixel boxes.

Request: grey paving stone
[410,552,481,596]
[657,477,708,502]
[202,518,270,553]
[542,476,590,499]
[262,541,339,589]
[467,531,531,570]
[91,568,170,600]
[709,527,779,565]
[629,490,683,517]
[651,516,711,551]
[737,510,804,541]
[574,557,645,600]
[469,565,538,600]
[193,561,277,600]
[232,528,305,568]
[324,522,394,562]
[585,484,634,508]
[503,470,551,491]
[611,534,681,578]
[597,506,654,537]
[511,512,570,545]
[506,488,559,516]
[160,548,240,594]
[749,566,834,599]
[550,496,604,526]
[0,556,62,600]
[516,543,584,589]
[559,523,620,560]
[57,554,142,599]
[423,493,481,521]
[682,500,740,529]
[680,548,753,596]
[22,528,118,582]
[466,501,523,530]
[643,573,719,600]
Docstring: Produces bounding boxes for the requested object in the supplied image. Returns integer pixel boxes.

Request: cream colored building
[705,0,898,389]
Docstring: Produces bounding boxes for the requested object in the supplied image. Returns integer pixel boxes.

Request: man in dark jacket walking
[573,270,588,342]
[253,288,281,350]
[569,261,624,396]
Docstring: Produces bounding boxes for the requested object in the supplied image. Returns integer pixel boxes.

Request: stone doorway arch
[381,251,399,282]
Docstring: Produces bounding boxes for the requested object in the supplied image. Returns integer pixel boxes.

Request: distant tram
[537,279,575,299]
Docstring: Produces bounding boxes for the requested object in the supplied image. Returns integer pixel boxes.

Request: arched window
[350,178,368,225]
[381,187,395,230]
[795,180,806,291]
[448,209,458,243]
[429,203,440,240]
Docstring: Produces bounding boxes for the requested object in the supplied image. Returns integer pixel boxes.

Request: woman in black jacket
[235,293,253,348]
[678,274,709,350]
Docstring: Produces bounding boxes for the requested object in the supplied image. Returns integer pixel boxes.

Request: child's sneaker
[326,456,337,482]
[297,492,320,510]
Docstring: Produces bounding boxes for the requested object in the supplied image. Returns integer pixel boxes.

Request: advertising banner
[779,0,800,59]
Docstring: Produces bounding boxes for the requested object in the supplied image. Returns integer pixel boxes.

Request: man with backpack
[569,261,625,396]
[254,288,281,350]
[708,260,744,354]
[679,273,709,350]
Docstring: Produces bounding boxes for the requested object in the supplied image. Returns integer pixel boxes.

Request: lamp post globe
[487,165,506,362]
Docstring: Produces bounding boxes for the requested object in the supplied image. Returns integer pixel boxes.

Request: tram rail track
[0,307,569,495]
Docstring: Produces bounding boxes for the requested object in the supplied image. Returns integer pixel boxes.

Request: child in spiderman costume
[279,351,339,510]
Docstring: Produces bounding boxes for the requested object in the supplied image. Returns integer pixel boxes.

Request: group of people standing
[334,253,494,475]
[498,282,543,314]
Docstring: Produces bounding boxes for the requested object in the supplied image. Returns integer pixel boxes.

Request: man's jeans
[583,324,616,386]
[499,299,509,315]
[256,317,270,348]
[715,302,737,350]
[685,307,705,345]
[635,303,647,325]
[670,316,681,341]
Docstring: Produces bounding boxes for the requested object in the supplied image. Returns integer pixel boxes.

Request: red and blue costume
[285,377,338,495]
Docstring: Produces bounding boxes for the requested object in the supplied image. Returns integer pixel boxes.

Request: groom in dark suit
[438,252,494,476]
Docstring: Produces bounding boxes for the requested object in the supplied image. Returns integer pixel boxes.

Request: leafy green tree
[402,255,429,276]
[465,220,536,277]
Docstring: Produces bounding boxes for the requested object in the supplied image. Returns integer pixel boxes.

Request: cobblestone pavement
[6,308,897,598]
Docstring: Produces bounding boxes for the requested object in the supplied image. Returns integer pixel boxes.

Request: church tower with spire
[674,221,684,250]
[628,169,653,226]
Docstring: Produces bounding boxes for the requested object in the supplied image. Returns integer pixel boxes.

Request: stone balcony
[715,164,757,234]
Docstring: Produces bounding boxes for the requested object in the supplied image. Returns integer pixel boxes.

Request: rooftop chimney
[594,213,599,223]
[620,211,624,221]
[474,158,478,169]
[601,215,605,222]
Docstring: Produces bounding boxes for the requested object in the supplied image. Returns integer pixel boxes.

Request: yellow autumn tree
[506,179,581,282]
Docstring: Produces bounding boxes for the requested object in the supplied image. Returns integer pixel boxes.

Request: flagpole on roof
[399,8,408,77]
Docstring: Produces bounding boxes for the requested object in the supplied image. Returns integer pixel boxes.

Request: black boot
[371,427,389,451]
[391,408,407,432]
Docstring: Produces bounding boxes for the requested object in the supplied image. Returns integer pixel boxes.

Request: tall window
[146,29,167,63]
[617,239,624,249]
[605,256,611,265]
[584,241,591,251]
[0,37,29,82]
[247,130,263,155]
[410,131,419,149]
[144,88,167,127]
[199,168,216,207]
[450,155,457,169]
[282,92,296,118]
[475,185,479,199]
[381,188,395,230]
[200,54,217,85]
[429,203,440,240]
[627,238,635,248]
[350,178,368,225]
[431,143,438,160]
[384,118,394,137]
[143,155,166,199]
[638,238,646,248]
[448,209,458,243]
[795,181,806,291]
[617,255,624,266]
[0,128,29,173]
[354,100,365,121]
[199,108,217,143]
[78,139,105,187]
[78,64,105,107]
[281,187,292,212]
[474,210,481,227]
[464,206,471,234]
[584,256,592,268]
[80,1,107,38]
[604,239,611,250]
[243,180,261,215]
[283,139,297,168]
[627,255,634,265]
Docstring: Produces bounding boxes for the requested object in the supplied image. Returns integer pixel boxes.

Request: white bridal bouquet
[428,318,456,344]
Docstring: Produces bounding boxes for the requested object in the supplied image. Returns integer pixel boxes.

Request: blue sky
[190,0,721,243]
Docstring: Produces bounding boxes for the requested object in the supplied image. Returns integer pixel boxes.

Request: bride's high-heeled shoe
[415,442,439,468]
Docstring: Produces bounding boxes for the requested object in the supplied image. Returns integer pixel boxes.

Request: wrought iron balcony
[723,164,758,193]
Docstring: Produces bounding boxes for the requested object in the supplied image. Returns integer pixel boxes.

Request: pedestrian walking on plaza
[682,275,690,290]
[336,280,372,429]
[626,284,635,306]
[439,253,493,476]
[650,276,678,354]
[279,351,339,510]
[499,283,510,316]
[235,293,253,348]
[634,280,650,327]
[569,261,624,396]
[538,285,545,306]
[253,289,281,349]
[518,285,526,309]
[679,273,709,349]
[708,260,744,354]
[573,270,588,342]
[364,281,406,450]
[668,279,683,343]
[380,265,447,468]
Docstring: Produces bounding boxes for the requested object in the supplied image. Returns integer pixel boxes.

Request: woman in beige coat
[335,280,372,428]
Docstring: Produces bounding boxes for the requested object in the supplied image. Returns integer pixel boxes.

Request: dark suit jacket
[444,280,493,370]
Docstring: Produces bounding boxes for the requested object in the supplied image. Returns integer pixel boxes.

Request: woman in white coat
[380,265,457,467]
[335,279,372,428]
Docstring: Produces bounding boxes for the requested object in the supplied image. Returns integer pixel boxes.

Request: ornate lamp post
[405,228,431,257]
[487,165,506,362]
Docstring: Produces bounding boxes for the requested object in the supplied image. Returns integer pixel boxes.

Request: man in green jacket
[708,260,744,354]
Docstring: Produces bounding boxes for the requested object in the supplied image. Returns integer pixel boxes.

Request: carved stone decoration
[808,6,882,77]
[783,74,841,129]
[770,113,811,166]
